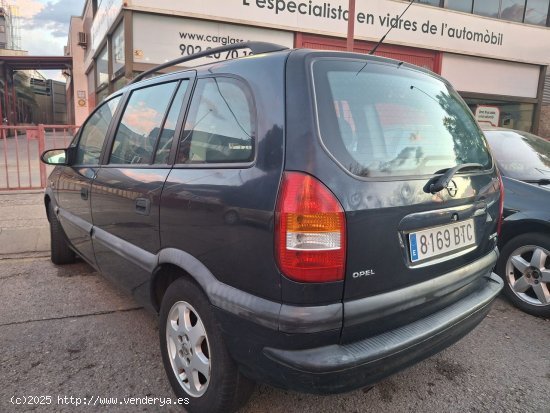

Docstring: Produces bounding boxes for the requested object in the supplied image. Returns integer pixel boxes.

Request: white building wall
[441,53,540,98]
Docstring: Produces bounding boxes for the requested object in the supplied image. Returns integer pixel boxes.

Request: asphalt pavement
[1,255,549,413]
[1,191,549,412]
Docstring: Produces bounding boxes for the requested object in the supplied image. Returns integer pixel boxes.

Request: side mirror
[41,148,69,165]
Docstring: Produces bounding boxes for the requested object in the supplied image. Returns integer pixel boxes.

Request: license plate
[409,219,476,263]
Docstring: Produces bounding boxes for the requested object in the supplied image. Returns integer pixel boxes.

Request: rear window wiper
[426,163,484,194]
[524,178,550,185]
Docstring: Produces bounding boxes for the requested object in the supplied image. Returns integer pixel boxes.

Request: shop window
[112,22,125,77]
[112,76,128,92]
[96,46,108,88]
[524,0,550,25]
[501,0,526,22]
[470,0,549,25]
[473,0,501,18]
[87,71,96,109]
[417,0,442,6]
[96,87,109,105]
[400,0,442,5]
[465,98,535,132]
[444,0,473,12]
[87,70,95,94]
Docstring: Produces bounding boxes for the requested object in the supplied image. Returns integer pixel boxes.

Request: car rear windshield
[312,59,492,178]
[484,130,550,181]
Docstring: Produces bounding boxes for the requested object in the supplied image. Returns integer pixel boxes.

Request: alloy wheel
[166,301,211,397]
[505,245,550,306]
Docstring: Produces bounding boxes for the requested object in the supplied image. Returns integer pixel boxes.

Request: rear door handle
[80,187,89,200]
[135,197,151,216]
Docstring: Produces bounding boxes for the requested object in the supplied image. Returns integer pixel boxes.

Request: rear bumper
[210,248,501,393]
[261,272,502,393]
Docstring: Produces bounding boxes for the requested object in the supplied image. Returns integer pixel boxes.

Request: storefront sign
[127,0,550,65]
[475,105,500,127]
[132,14,294,66]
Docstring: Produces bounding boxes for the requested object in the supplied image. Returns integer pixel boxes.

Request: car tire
[496,232,550,317]
[47,205,76,265]
[159,277,254,413]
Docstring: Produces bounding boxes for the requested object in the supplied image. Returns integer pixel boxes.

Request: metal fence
[0,125,79,190]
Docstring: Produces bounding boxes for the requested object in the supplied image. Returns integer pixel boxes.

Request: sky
[15,0,86,80]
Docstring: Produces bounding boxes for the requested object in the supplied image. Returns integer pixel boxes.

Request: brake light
[275,172,346,283]
[497,172,504,236]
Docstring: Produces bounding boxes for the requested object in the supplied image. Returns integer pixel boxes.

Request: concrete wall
[31,80,67,124]
[0,48,27,56]
[34,93,52,124]
[51,80,67,124]
[538,106,550,139]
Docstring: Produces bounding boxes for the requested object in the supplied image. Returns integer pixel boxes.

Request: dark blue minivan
[41,43,503,413]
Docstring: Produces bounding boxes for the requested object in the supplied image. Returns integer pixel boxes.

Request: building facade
[0,0,69,126]
[0,0,21,51]
[67,0,550,136]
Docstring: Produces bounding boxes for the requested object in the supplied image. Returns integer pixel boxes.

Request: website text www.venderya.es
[9,395,189,408]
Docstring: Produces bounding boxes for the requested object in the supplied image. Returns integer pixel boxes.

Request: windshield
[312,59,492,178]
[484,129,550,181]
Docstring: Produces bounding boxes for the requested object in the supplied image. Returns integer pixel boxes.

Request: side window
[109,82,178,165]
[74,96,121,165]
[153,80,189,164]
[177,77,255,164]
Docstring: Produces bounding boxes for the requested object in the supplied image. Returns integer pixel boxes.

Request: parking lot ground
[1,256,549,413]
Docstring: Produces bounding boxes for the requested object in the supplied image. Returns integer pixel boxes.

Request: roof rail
[130,41,289,85]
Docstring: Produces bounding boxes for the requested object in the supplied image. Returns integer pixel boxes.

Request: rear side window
[74,96,121,165]
[313,59,492,178]
[110,82,178,165]
[176,77,255,164]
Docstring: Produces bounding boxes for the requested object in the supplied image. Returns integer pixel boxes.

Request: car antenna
[356,0,417,75]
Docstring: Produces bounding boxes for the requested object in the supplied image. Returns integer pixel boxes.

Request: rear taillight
[275,172,346,283]
[497,173,504,236]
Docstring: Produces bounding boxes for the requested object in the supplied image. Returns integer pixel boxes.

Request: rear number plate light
[409,219,476,263]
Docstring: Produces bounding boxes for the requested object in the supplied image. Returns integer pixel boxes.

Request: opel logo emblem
[446,180,458,197]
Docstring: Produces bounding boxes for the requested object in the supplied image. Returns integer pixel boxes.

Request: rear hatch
[308,57,500,340]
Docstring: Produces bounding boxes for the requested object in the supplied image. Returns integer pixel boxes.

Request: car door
[55,95,122,266]
[91,76,193,304]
